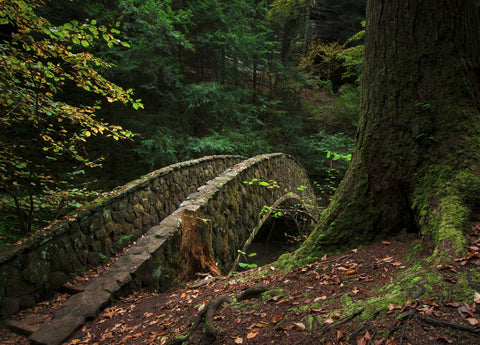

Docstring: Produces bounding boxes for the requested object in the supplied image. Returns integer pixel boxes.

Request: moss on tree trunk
[298,0,480,263]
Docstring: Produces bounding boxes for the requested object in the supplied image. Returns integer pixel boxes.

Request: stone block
[85,269,131,295]
[29,314,85,345]
[54,289,111,319]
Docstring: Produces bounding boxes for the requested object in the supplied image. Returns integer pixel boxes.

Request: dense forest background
[1,0,367,244]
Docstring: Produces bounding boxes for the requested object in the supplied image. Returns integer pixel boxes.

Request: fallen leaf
[104,310,115,319]
[198,303,206,312]
[272,314,283,324]
[293,322,306,331]
[351,248,358,253]
[374,339,386,345]
[382,256,394,263]
[458,305,475,318]
[436,336,453,344]
[342,269,358,275]
[246,331,257,339]
[337,328,344,340]
[467,318,479,326]
[467,252,479,260]
[475,292,480,304]
[234,337,243,344]
[382,241,391,245]
[436,264,457,272]
[322,318,334,325]
[357,338,367,345]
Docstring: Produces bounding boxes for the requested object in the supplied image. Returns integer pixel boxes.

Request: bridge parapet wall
[0,155,244,318]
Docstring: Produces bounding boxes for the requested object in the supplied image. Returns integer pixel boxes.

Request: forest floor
[2,225,480,345]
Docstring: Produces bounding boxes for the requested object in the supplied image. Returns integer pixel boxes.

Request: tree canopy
[0,0,141,234]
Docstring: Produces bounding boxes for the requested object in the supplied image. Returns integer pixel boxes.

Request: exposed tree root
[204,295,231,337]
[467,274,480,292]
[237,284,272,301]
[166,285,274,344]
[417,316,480,336]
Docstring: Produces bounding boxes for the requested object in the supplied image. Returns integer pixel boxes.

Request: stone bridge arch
[177,153,319,273]
[226,192,315,276]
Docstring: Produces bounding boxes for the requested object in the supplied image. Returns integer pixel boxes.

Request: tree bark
[299,0,480,261]
[177,209,221,282]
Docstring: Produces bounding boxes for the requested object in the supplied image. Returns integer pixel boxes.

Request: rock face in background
[0,155,244,318]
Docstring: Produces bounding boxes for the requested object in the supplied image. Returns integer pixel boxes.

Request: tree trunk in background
[298,0,480,261]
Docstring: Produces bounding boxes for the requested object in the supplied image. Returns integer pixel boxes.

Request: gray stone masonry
[0,155,244,318]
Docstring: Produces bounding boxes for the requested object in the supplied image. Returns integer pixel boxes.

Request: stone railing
[0,155,244,318]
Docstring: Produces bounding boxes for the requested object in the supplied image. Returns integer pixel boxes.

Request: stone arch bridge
[0,153,318,344]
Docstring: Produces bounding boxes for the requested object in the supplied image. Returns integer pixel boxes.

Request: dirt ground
[2,226,480,345]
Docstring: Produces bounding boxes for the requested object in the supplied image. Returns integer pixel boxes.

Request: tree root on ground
[166,285,274,345]
[467,274,480,292]
[417,316,480,336]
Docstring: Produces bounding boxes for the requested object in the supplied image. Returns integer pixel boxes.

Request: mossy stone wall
[0,155,244,318]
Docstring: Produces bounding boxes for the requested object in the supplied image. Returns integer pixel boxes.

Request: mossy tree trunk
[298,0,480,262]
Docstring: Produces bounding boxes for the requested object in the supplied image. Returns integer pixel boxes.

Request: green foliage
[0,0,141,235]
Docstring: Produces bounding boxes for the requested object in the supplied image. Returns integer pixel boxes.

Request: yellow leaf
[85,131,91,137]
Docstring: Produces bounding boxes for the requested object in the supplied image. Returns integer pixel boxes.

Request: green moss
[426,272,440,283]
[261,289,285,301]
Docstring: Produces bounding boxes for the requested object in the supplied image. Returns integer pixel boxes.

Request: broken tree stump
[177,209,221,282]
